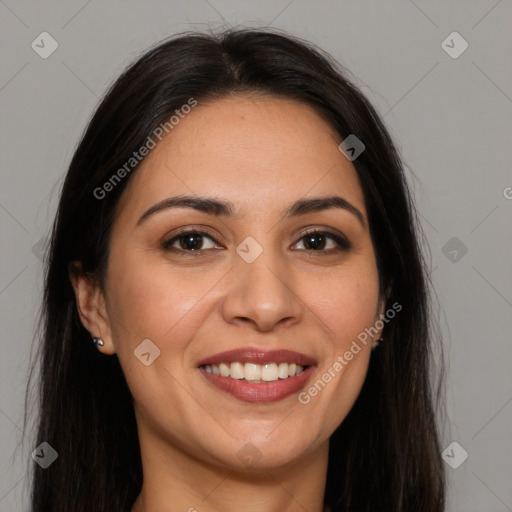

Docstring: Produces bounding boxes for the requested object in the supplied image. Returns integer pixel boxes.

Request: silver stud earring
[92,337,104,348]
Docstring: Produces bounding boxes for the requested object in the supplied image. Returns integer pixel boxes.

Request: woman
[26,27,445,511]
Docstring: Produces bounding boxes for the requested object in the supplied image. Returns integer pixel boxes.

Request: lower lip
[199,366,316,403]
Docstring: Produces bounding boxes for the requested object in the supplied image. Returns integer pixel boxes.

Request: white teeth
[278,362,289,379]
[204,362,306,382]
[261,363,278,381]
[244,363,261,381]
[230,362,245,380]
[219,362,230,377]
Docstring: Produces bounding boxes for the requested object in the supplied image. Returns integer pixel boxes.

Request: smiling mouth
[200,362,309,382]
[196,348,317,402]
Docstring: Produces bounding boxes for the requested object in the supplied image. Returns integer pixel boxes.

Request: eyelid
[294,228,351,251]
[161,228,222,251]
[162,226,351,254]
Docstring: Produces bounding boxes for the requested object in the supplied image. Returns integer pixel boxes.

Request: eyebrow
[136,194,366,228]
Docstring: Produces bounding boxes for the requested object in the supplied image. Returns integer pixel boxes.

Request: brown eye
[162,230,219,252]
[293,230,351,252]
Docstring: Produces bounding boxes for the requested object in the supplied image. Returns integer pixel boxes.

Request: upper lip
[197,348,317,367]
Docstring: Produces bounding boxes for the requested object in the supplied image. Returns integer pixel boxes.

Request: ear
[68,261,116,355]
[375,282,391,320]
[372,280,393,348]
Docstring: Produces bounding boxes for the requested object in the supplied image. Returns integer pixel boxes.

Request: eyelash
[161,228,351,255]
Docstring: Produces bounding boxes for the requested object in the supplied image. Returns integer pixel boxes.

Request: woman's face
[89,95,384,470]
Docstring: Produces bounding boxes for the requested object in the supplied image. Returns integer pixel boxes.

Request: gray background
[1,1,511,510]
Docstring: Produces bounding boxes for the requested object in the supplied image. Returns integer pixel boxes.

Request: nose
[221,245,303,332]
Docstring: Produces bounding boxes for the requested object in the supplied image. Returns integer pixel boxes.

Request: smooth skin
[70,94,385,512]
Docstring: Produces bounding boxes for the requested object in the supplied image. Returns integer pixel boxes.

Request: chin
[217,429,321,472]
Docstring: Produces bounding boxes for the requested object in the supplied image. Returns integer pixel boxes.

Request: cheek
[304,262,381,346]
[295,261,380,430]
[103,251,222,428]
[104,247,234,384]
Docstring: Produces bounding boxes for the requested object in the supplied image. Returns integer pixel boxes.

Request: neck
[131,428,330,512]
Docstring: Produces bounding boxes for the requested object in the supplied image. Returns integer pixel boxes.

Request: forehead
[115,95,366,222]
